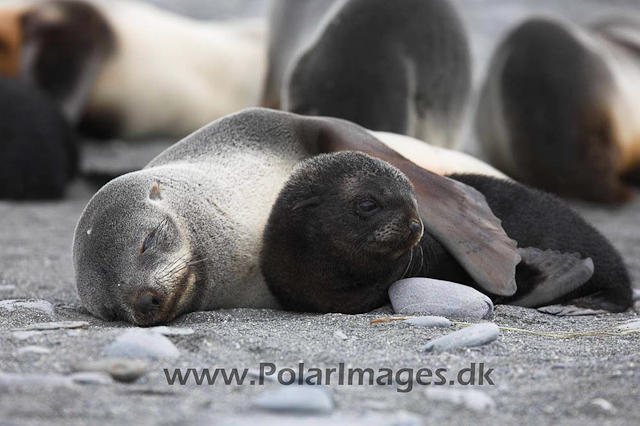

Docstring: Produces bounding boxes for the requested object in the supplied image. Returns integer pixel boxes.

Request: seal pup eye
[357,200,380,216]
[140,232,155,253]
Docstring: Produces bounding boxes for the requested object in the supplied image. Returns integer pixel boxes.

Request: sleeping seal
[0,0,267,138]
[261,151,632,314]
[477,16,640,203]
[0,76,77,199]
[74,108,521,325]
[267,0,471,148]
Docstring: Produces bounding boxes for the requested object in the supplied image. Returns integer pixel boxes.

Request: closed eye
[357,200,380,216]
[140,231,155,254]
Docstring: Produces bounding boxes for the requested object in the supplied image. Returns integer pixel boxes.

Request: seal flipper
[504,247,594,308]
[296,115,520,296]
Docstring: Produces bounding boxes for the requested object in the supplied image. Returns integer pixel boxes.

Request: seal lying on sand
[73,108,519,325]
[0,0,266,138]
[266,0,471,148]
[261,151,632,314]
[477,16,640,203]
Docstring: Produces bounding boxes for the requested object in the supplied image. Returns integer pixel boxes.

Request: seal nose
[409,219,423,235]
[134,294,161,315]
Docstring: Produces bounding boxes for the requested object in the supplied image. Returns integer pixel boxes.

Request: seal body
[477,16,640,203]
[0,0,267,138]
[261,152,632,313]
[269,0,471,148]
[0,76,77,199]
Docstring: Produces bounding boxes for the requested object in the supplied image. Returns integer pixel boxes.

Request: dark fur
[261,152,423,313]
[262,153,632,313]
[286,0,470,135]
[490,19,631,203]
[0,77,77,199]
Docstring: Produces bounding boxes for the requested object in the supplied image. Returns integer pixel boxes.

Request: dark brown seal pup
[261,152,632,314]
[477,16,640,203]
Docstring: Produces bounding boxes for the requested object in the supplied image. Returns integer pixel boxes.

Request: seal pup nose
[134,294,161,315]
[409,219,423,234]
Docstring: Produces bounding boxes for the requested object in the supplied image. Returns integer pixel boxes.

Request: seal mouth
[131,266,199,326]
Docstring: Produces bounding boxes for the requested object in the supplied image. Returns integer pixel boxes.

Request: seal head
[261,151,424,313]
[73,173,205,325]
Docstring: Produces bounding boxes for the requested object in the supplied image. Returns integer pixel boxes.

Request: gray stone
[333,329,349,340]
[0,285,16,292]
[632,288,640,301]
[404,316,452,328]
[424,388,496,411]
[16,321,89,331]
[70,372,115,386]
[423,323,500,352]
[0,299,55,316]
[11,331,44,341]
[389,278,493,319]
[150,326,195,336]
[16,346,51,359]
[73,358,147,383]
[252,386,335,414]
[589,398,616,414]
[103,329,180,359]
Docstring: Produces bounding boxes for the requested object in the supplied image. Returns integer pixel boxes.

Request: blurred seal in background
[0,76,77,199]
[0,0,268,139]
[265,0,471,149]
[477,16,640,203]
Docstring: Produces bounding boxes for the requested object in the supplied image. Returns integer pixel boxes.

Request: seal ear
[295,115,520,296]
[292,196,321,211]
[149,181,162,200]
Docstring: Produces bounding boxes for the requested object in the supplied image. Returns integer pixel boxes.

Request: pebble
[0,285,16,292]
[423,323,500,352]
[404,316,452,328]
[590,398,616,414]
[0,299,55,316]
[424,388,495,411]
[70,372,115,386]
[103,329,180,359]
[17,321,89,331]
[73,358,147,383]
[616,320,640,331]
[11,331,44,341]
[0,373,74,393]
[150,326,195,336]
[389,278,493,319]
[16,346,51,358]
[333,329,349,340]
[252,386,335,414]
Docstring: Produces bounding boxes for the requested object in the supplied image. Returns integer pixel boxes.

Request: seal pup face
[73,175,205,326]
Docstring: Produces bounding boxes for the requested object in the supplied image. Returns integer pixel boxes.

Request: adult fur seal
[0,0,267,138]
[73,108,520,325]
[0,76,77,199]
[267,0,471,148]
[477,16,640,203]
[261,151,632,314]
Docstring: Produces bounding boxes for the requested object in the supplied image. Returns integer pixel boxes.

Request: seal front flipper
[296,115,520,297]
[503,248,594,308]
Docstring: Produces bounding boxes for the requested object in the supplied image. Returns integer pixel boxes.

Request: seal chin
[130,267,199,326]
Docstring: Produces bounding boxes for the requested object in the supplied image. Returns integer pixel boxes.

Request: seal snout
[134,293,161,316]
[409,219,423,235]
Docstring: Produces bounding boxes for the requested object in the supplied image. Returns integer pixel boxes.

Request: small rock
[0,285,16,292]
[73,358,147,383]
[616,320,640,330]
[404,316,451,328]
[333,330,349,340]
[253,386,334,415]
[0,373,74,393]
[423,323,499,352]
[0,299,55,316]
[16,346,51,356]
[11,331,44,341]
[70,372,115,386]
[16,321,89,331]
[424,388,495,412]
[632,288,640,301]
[590,398,616,414]
[103,329,180,359]
[389,278,493,319]
[150,326,195,336]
